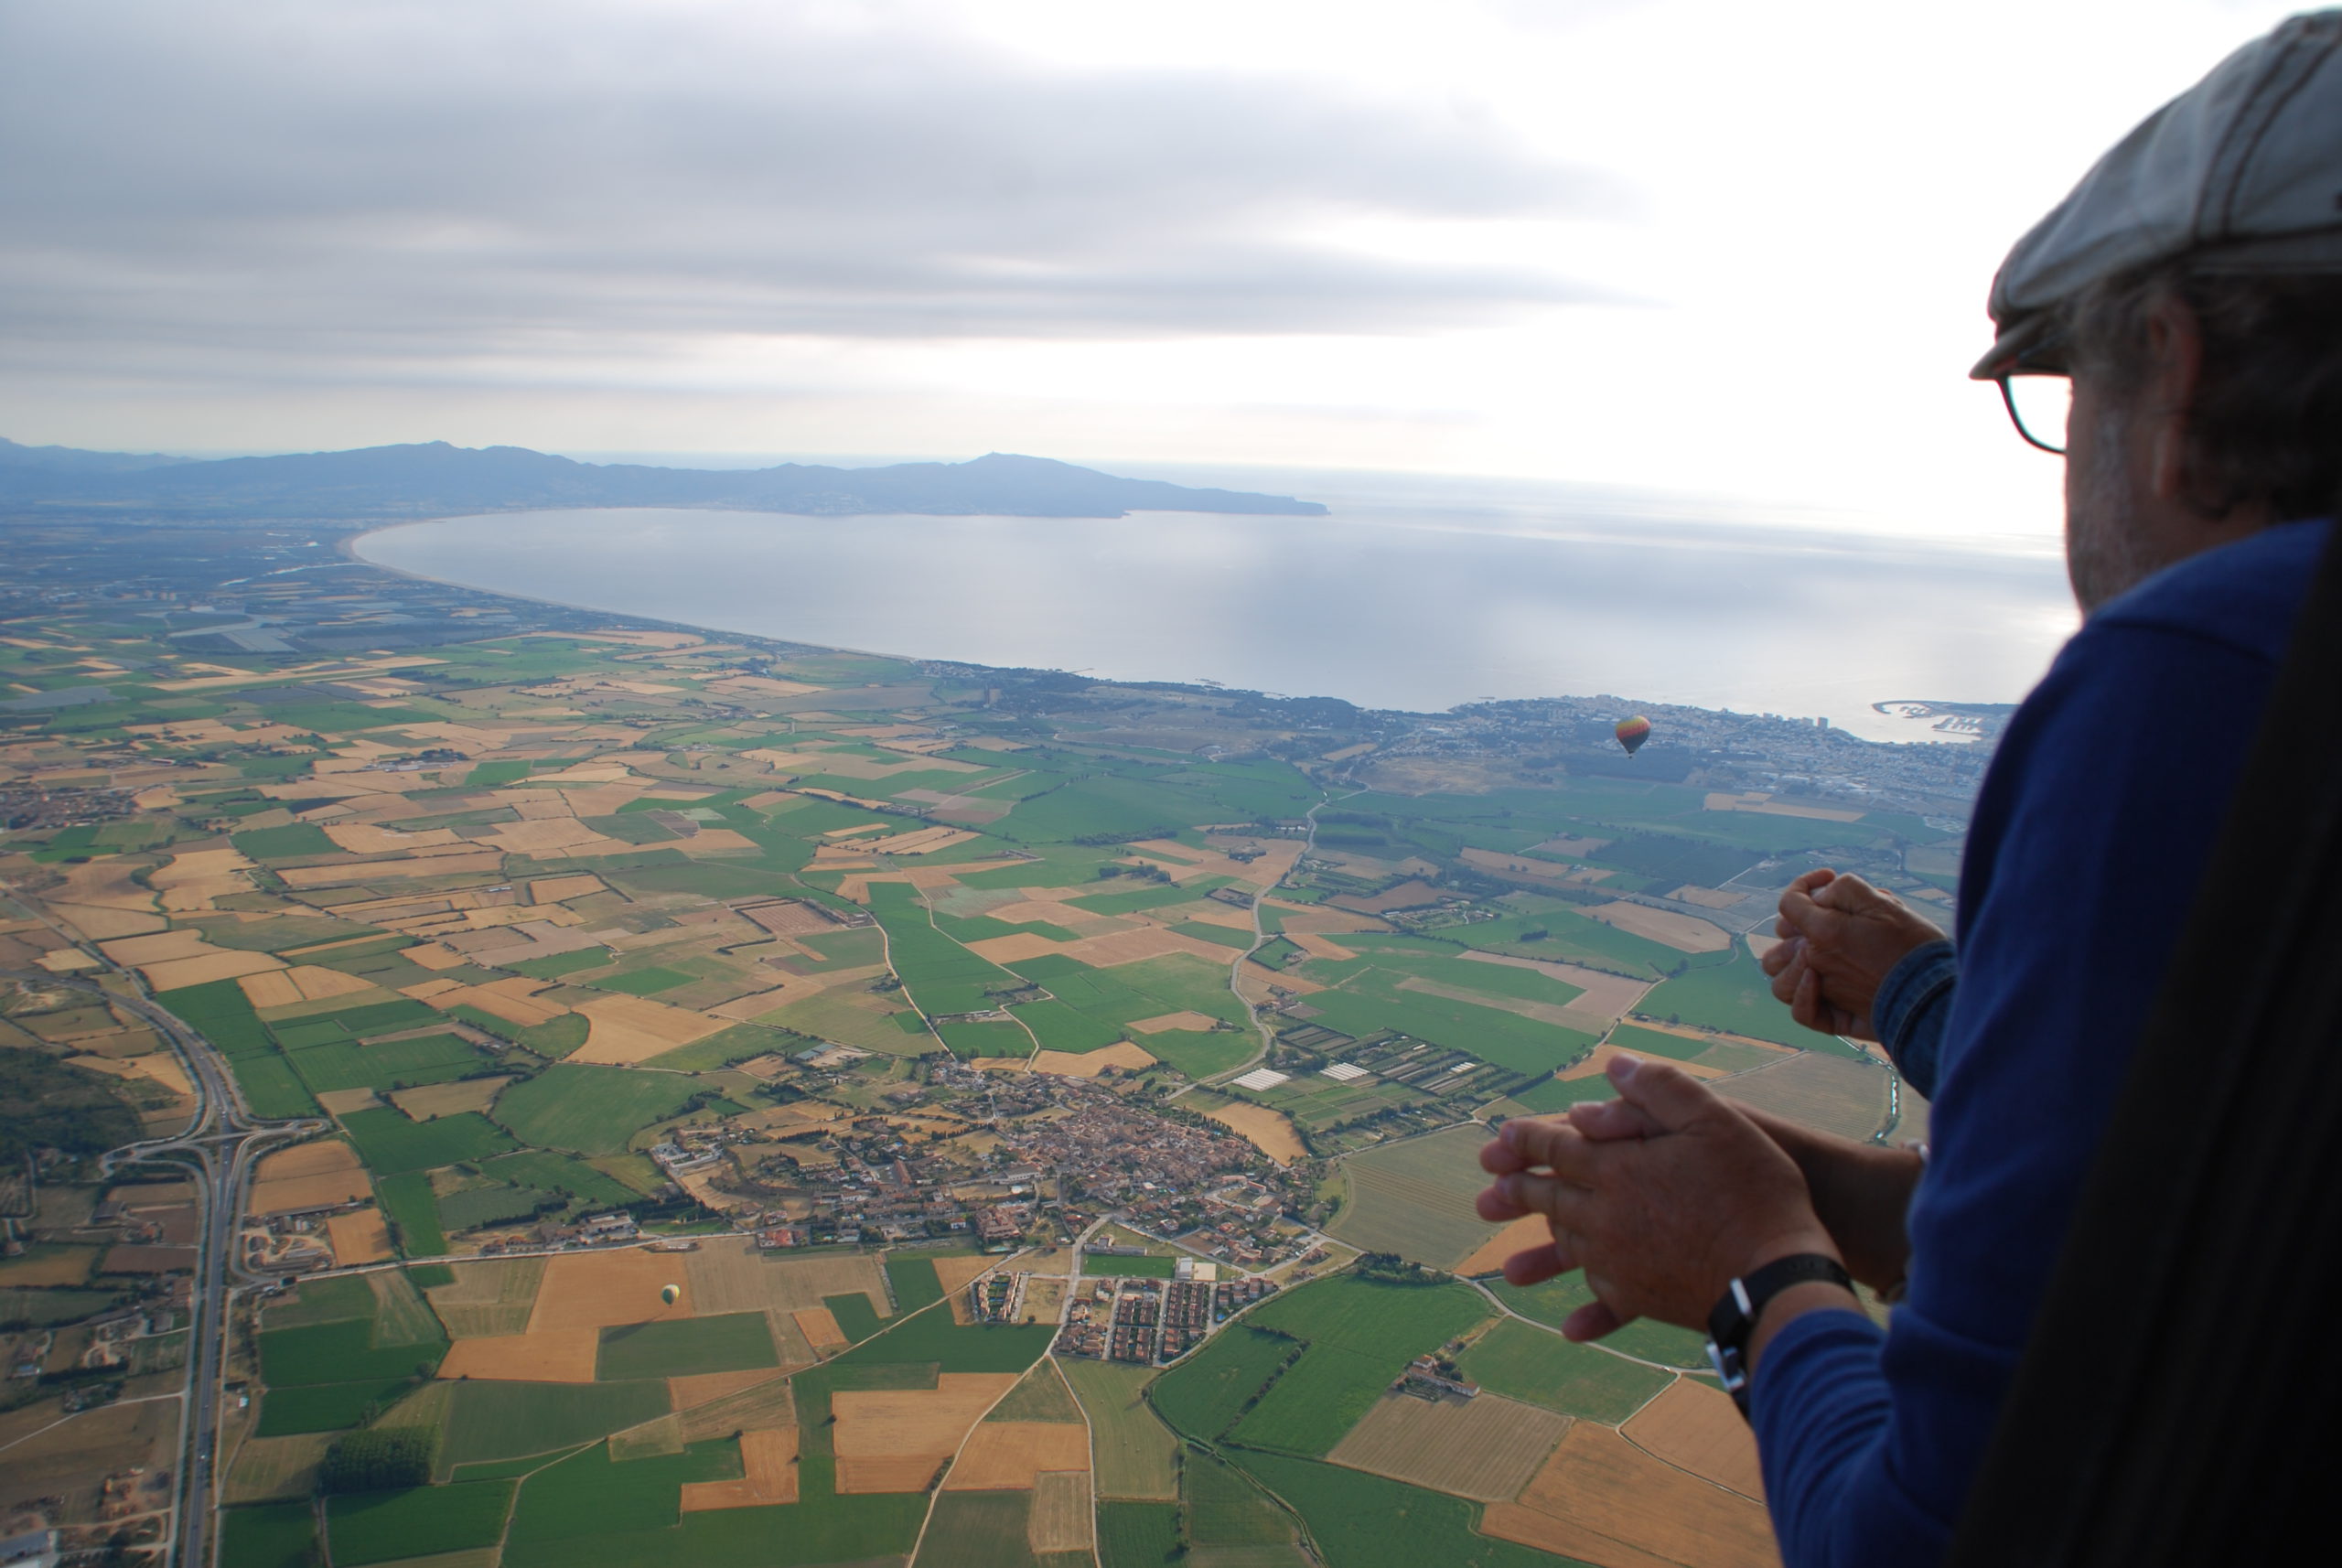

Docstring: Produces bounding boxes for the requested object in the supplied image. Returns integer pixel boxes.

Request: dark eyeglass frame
[1997,373,2071,456]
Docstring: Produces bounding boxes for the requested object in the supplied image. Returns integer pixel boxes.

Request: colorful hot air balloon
[1615,716,1652,757]
[661,1283,682,1306]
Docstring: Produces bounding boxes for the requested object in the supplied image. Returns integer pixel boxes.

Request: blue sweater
[1751,520,2326,1563]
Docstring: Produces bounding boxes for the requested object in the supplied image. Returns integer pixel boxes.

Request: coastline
[346,508,2042,745]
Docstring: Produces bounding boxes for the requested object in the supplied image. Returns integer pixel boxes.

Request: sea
[353,467,2079,746]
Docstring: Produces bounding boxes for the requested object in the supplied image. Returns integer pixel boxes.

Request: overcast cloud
[1,0,1620,391]
[0,0,2308,534]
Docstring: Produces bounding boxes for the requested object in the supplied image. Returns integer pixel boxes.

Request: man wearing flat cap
[1478,12,2342,1562]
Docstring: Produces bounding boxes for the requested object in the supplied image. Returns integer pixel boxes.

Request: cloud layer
[0,0,1618,392]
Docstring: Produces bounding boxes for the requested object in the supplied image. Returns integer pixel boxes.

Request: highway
[2,888,323,1568]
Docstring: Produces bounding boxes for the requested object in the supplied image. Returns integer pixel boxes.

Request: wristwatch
[1705,1253,1853,1419]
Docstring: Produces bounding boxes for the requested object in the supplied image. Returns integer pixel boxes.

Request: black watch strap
[1704,1253,1853,1419]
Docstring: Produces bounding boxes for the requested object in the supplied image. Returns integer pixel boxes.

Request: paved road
[3,891,323,1568]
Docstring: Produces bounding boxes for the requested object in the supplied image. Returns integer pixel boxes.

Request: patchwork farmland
[0,564,1959,1568]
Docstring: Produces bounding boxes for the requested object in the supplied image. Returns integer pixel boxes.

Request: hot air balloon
[660,1283,682,1306]
[1615,716,1652,757]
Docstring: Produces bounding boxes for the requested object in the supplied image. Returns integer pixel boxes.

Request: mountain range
[0,439,1327,520]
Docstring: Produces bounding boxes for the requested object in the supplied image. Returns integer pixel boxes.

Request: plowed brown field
[833,1373,1019,1494]
[945,1422,1092,1489]
[1623,1378,1764,1500]
[1480,1423,1778,1568]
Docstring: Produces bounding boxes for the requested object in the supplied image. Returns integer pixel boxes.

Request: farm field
[1235,1447,1585,1568]
[1098,1501,1181,1568]
[1712,1048,1893,1140]
[490,1064,704,1155]
[440,1379,673,1469]
[596,1311,779,1380]
[1457,1317,1673,1423]
[326,1480,514,1566]
[0,553,1974,1568]
[1482,1422,1778,1568]
[1325,1391,1567,1501]
[1489,1275,1712,1369]
[1231,1277,1492,1456]
[1058,1358,1179,1500]
[1149,1325,1296,1444]
[1328,1123,1506,1269]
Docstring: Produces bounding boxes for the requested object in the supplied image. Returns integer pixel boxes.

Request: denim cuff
[1873,940,1957,1100]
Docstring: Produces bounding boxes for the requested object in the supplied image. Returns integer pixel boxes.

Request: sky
[0,0,2307,542]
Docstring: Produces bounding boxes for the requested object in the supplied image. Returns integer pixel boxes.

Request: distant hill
[0,441,1327,520]
[0,436,187,475]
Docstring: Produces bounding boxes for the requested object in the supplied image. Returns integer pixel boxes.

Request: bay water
[355,472,2079,745]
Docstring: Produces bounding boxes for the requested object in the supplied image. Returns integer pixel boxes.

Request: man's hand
[1567,1093,1922,1292]
[1759,868,1943,1040]
[1476,1056,1838,1341]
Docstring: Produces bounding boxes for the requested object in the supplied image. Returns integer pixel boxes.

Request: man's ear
[2142,290,2205,504]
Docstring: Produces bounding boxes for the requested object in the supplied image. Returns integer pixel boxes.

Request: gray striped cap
[1973,9,2342,379]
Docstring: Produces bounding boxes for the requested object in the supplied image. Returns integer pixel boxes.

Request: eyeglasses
[1997,373,2072,456]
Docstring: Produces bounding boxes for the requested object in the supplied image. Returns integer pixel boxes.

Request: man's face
[2061,374,2152,615]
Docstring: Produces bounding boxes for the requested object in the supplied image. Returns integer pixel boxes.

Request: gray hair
[2067,263,2342,523]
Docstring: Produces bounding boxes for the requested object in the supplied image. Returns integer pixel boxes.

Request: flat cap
[1973,9,2342,379]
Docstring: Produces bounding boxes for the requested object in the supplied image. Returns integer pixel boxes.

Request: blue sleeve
[1873,940,1956,1100]
[1749,619,2270,1566]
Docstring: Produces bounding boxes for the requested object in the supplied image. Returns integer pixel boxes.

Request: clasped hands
[1475,869,1939,1349]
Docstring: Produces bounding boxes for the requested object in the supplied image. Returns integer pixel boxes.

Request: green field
[1082,1253,1177,1278]
[260,1316,447,1388]
[339,1107,517,1176]
[1008,996,1123,1051]
[836,1302,1054,1375]
[503,1408,929,1568]
[1456,1316,1673,1422]
[596,1312,778,1380]
[1328,1122,1506,1269]
[1489,1274,1711,1369]
[985,1361,1084,1424]
[1184,1448,1296,1548]
[1232,1277,1491,1455]
[1098,1500,1182,1568]
[158,979,274,1054]
[1634,947,1864,1051]
[231,822,338,860]
[327,1480,514,1565]
[1283,957,1597,1079]
[1233,1449,1571,1568]
[504,1437,737,1546]
[911,1491,1043,1568]
[285,1033,485,1093]
[376,1171,447,1257]
[220,1502,317,1568]
[886,1255,945,1311]
[441,1379,673,1469]
[1059,1359,1179,1500]
[489,1064,703,1155]
[254,1379,417,1437]
[479,1148,641,1207]
[262,1273,373,1328]
[1509,1074,1625,1114]
[1150,1325,1296,1444]
[1140,1028,1255,1079]
[437,1182,553,1231]
[869,884,1022,1016]
[823,1291,885,1345]
[639,1020,798,1072]
[762,988,930,1054]
[229,1051,322,1118]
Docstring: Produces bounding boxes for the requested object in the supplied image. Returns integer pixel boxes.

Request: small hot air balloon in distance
[1615,716,1652,757]
[660,1283,682,1307]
